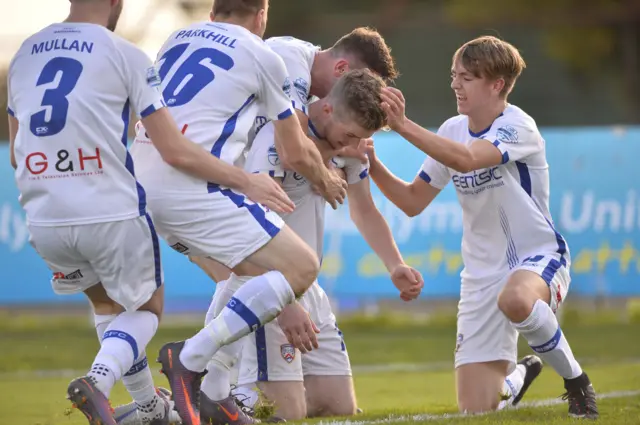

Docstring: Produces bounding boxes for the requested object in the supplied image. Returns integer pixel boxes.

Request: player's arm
[347,176,404,272]
[122,43,294,213]
[346,169,423,300]
[381,88,541,173]
[256,49,347,209]
[8,114,18,170]
[367,142,442,217]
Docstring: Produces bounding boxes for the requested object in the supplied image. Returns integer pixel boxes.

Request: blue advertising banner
[0,126,638,307]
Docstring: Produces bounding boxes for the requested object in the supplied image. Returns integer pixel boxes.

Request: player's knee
[308,399,357,418]
[284,246,320,296]
[457,395,500,414]
[497,282,534,323]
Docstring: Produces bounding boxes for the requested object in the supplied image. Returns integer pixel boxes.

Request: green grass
[0,312,639,424]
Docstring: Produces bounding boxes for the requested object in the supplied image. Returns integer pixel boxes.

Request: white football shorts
[237,281,352,384]
[28,215,163,311]
[146,189,284,268]
[455,252,570,372]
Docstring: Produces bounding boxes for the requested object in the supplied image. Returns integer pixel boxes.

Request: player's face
[106,0,123,32]
[450,61,500,116]
[323,106,375,149]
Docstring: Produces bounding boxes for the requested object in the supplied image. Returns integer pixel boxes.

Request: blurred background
[1,2,640,423]
[0,0,639,317]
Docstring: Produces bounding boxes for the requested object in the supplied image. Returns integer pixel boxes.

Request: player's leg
[301,285,357,417]
[86,284,172,425]
[497,257,598,419]
[454,282,521,413]
[235,318,307,420]
[150,192,318,425]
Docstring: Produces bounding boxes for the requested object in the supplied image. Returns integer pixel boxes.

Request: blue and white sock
[513,299,582,379]
[180,270,294,372]
[202,274,251,401]
[88,311,159,397]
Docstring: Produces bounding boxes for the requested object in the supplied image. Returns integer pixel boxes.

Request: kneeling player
[367,36,597,419]
[208,69,423,421]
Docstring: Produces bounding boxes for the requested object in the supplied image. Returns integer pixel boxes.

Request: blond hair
[453,36,526,97]
[328,69,387,131]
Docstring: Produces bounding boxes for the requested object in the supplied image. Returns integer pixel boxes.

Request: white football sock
[180,271,294,372]
[497,364,526,410]
[89,311,159,397]
[205,279,227,326]
[513,299,582,379]
[202,274,251,401]
[94,314,161,412]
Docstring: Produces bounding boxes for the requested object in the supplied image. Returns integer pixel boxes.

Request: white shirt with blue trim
[420,104,569,289]
[8,23,166,226]
[244,120,368,258]
[130,22,294,195]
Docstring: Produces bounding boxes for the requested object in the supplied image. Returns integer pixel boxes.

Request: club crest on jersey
[146,66,162,88]
[283,77,292,96]
[281,344,296,363]
[268,145,280,166]
[294,78,310,104]
[496,125,518,144]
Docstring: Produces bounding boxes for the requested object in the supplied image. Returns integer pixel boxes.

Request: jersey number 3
[30,57,83,138]
[157,43,234,107]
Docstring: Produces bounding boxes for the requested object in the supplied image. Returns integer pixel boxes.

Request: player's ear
[333,59,349,78]
[322,102,334,117]
[493,78,505,96]
[209,11,215,21]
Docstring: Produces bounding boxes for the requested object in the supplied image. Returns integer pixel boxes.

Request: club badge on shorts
[281,344,295,363]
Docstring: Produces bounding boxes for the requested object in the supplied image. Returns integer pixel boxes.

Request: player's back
[9,23,164,226]
[132,22,274,194]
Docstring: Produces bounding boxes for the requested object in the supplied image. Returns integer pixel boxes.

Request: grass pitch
[0,310,639,424]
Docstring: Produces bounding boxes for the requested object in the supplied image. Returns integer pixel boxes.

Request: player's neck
[212,17,258,36]
[65,6,109,28]
[307,101,326,137]
[309,51,332,98]
[467,100,508,134]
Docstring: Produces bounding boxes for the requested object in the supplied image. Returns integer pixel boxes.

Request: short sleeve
[418,122,452,189]
[254,46,295,122]
[419,156,450,189]
[244,122,285,178]
[117,40,166,119]
[479,116,543,164]
[340,157,370,185]
[6,57,17,117]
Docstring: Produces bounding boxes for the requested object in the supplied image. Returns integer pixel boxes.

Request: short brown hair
[212,0,266,17]
[331,27,399,84]
[453,36,526,97]
[328,69,387,131]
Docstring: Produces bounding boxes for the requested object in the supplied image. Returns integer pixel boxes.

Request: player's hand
[364,138,378,164]
[311,166,346,196]
[381,87,407,132]
[318,168,348,210]
[244,173,295,214]
[390,264,424,301]
[336,138,369,164]
[277,302,320,354]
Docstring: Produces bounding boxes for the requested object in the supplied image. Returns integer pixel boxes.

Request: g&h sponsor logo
[25,148,104,180]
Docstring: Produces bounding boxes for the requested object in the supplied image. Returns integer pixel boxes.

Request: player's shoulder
[266,36,319,56]
[492,104,541,142]
[437,114,468,135]
[334,155,369,171]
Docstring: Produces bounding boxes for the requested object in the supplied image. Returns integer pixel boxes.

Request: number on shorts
[30,57,84,137]
[157,43,235,107]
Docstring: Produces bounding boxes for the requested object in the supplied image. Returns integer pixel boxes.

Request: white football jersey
[252,36,318,135]
[130,22,294,195]
[8,23,166,227]
[244,121,368,258]
[420,104,569,288]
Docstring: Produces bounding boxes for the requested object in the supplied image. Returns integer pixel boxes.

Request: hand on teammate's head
[380,87,407,132]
